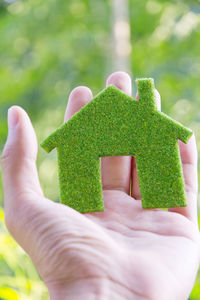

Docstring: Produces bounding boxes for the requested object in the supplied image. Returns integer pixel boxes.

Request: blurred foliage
[0,0,200,298]
[0,208,48,299]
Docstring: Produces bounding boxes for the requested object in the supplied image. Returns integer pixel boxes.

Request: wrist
[47,277,134,300]
[48,278,107,300]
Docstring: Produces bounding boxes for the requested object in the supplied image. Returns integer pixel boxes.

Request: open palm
[2,72,200,300]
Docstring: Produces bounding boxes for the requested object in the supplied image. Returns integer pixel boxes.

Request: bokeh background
[0,0,200,299]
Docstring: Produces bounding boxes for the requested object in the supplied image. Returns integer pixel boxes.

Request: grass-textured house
[41,78,192,213]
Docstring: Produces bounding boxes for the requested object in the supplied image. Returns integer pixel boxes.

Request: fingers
[131,89,161,199]
[64,86,93,121]
[168,134,198,224]
[101,71,132,194]
[131,86,198,224]
[64,75,132,197]
[1,106,43,215]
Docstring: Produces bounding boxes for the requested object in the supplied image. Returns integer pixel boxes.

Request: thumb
[1,106,43,215]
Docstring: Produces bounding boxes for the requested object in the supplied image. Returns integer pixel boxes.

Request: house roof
[41,78,192,154]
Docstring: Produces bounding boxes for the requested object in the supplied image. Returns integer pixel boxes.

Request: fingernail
[8,107,19,130]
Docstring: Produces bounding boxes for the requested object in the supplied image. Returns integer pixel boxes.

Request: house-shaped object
[41,78,192,213]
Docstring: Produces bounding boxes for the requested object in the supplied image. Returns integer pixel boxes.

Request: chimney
[136,78,157,109]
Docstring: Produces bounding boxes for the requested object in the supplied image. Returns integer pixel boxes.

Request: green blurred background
[0,0,200,299]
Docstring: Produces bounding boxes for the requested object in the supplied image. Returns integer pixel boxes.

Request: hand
[1,72,200,300]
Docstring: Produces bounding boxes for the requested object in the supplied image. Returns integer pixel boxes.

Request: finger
[168,134,198,224]
[101,71,132,194]
[131,89,161,199]
[1,106,43,215]
[64,86,93,122]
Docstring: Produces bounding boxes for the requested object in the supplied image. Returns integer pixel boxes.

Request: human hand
[1,72,200,300]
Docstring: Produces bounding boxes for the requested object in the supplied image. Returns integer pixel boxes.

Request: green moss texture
[41,78,192,213]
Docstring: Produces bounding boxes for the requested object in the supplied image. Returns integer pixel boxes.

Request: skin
[1,71,200,300]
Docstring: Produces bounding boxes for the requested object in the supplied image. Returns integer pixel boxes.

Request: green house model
[41,78,192,213]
